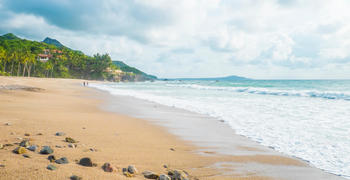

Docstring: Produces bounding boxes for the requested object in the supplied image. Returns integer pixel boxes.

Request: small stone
[24,133,30,136]
[55,132,65,136]
[68,144,76,148]
[40,146,54,154]
[170,148,175,151]
[65,137,77,143]
[0,164,5,168]
[163,164,168,168]
[27,145,38,152]
[102,162,116,172]
[36,133,43,136]
[89,148,96,152]
[167,169,188,180]
[70,175,82,180]
[127,165,138,174]
[55,157,69,164]
[47,164,57,170]
[143,171,159,179]
[16,137,22,141]
[4,122,11,126]
[159,174,171,180]
[4,144,13,147]
[55,145,63,148]
[13,147,26,154]
[79,157,93,167]
[19,140,30,147]
[123,171,134,177]
[123,167,135,177]
[48,155,56,162]
[23,154,30,158]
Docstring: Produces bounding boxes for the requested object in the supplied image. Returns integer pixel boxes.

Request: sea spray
[90,80,350,178]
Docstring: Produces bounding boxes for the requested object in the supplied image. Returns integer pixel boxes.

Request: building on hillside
[43,49,50,54]
[37,49,62,62]
[37,54,52,62]
[51,49,62,54]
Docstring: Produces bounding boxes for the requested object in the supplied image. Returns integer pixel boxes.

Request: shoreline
[0,77,345,180]
[91,81,347,180]
[0,77,267,180]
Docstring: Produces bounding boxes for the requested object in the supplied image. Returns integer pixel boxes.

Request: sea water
[91,80,350,178]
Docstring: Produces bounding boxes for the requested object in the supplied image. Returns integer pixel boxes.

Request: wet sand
[98,90,346,180]
[0,77,345,180]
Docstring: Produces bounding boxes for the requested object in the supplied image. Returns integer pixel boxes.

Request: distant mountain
[213,75,250,81]
[171,75,250,81]
[112,61,157,80]
[43,37,64,48]
[1,33,20,40]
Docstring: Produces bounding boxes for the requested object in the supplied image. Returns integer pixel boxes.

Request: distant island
[0,33,156,82]
[167,75,250,81]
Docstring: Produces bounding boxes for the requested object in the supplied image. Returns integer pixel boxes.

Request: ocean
[91,79,350,178]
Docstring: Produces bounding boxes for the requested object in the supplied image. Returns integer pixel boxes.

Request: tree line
[0,34,115,80]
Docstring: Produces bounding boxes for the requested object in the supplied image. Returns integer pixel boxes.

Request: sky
[1,0,350,79]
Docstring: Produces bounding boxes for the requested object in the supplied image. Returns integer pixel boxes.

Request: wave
[91,82,350,178]
[165,84,350,101]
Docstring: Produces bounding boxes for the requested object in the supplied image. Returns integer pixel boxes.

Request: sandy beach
[0,77,344,180]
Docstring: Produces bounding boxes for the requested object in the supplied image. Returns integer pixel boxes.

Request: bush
[0,71,10,76]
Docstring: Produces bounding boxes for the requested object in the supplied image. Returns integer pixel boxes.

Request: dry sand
[0,77,325,180]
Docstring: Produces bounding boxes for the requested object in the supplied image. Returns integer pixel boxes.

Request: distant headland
[163,75,250,81]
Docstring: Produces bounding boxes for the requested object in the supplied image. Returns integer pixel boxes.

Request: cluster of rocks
[6,133,75,172]
[141,169,191,180]
[2,130,197,179]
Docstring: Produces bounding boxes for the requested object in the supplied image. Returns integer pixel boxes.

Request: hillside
[0,33,156,82]
[43,37,65,48]
[0,33,20,40]
[112,61,157,81]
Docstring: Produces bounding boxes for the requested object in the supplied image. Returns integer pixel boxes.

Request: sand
[0,77,341,180]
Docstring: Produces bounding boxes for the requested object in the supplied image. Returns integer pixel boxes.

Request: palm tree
[0,46,5,72]
[26,53,36,77]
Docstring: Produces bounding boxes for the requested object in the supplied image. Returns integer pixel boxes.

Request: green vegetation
[112,61,157,80]
[0,33,156,81]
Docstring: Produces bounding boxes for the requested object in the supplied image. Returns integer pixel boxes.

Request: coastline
[93,84,347,180]
[0,77,345,180]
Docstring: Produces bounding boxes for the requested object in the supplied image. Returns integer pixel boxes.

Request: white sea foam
[165,84,350,101]
[91,81,350,178]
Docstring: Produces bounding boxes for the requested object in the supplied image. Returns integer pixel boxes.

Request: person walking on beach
[83,82,86,86]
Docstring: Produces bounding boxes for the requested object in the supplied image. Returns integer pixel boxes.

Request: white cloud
[1,0,350,79]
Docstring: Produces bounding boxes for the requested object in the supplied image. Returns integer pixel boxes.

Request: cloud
[1,0,174,43]
[1,0,350,79]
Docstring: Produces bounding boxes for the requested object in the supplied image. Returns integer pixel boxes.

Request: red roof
[51,50,63,54]
[38,54,52,58]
